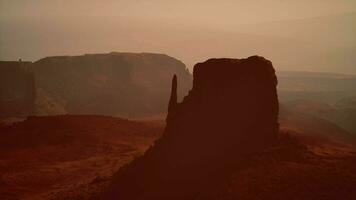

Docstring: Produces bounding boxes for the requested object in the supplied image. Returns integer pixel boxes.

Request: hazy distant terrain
[32,52,192,117]
[277,71,356,103]
[281,98,356,136]
[277,71,356,135]
[0,53,192,118]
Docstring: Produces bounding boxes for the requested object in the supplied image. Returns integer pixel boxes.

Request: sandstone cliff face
[0,61,35,117]
[102,56,279,199]
[32,52,192,117]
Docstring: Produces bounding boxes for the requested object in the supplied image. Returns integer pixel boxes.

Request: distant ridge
[0,52,192,118]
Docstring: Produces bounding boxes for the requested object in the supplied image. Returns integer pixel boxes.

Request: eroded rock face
[0,53,192,118]
[102,56,279,199]
[0,61,35,117]
[32,52,192,117]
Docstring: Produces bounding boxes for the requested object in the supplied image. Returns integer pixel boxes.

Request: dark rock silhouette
[168,74,178,113]
[101,56,279,199]
[0,61,35,117]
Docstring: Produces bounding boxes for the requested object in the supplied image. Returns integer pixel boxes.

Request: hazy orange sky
[1,0,356,73]
[1,0,356,23]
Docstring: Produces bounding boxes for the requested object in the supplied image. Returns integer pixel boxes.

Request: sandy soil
[1,115,356,200]
[0,115,163,200]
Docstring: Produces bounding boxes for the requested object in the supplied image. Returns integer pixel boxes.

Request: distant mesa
[101,56,280,199]
[0,52,192,118]
[0,61,35,117]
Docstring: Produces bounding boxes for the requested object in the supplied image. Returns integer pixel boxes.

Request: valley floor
[1,115,356,200]
[0,115,163,200]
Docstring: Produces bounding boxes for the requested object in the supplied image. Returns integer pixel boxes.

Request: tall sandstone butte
[101,56,279,200]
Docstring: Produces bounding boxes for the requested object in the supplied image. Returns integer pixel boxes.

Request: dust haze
[1,0,356,73]
[1,1,356,200]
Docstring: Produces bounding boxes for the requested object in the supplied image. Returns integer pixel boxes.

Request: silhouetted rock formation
[168,74,178,113]
[0,61,35,117]
[101,56,279,199]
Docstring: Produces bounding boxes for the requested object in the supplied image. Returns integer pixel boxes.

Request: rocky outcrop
[101,56,279,199]
[31,52,192,117]
[0,61,35,117]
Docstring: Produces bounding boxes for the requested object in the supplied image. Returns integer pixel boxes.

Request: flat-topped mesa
[102,56,280,200]
[32,52,192,117]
